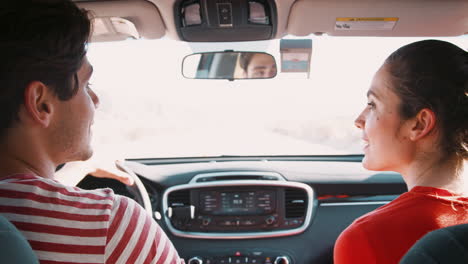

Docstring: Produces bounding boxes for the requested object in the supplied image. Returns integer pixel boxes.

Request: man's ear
[408,108,436,141]
[23,81,55,128]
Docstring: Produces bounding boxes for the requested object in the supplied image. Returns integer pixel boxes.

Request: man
[239,52,277,78]
[0,1,184,263]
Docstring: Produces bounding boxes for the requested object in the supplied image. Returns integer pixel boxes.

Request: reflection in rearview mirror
[182,51,277,80]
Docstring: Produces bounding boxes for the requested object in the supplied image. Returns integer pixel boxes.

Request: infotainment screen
[199,190,275,215]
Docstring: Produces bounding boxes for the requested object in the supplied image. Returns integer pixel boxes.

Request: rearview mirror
[182,51,277,80]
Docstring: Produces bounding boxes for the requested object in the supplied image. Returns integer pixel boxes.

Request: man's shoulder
[0,173,146,212]
[1,173,116,202]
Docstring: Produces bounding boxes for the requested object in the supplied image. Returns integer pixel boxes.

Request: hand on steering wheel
[89,164,134,186]
[55,156,134,186]
[56,158,154,217]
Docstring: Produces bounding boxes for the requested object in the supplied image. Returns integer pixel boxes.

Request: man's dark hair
[0,0,91,137]
[239,52,255,71]
[384,40,468,159]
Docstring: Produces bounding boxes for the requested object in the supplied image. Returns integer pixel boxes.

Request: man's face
[49,56,99,163]
[246,53,277,78]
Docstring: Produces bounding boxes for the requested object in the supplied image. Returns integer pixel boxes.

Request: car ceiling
[74,0,468,42]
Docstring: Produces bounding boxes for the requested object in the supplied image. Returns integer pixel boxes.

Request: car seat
[0,215,39,264]
[400,224,468,263]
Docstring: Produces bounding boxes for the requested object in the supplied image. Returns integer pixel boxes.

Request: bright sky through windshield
[87,36,467,159]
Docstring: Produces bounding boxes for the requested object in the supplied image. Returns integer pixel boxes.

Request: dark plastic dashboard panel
[165,201,391,263]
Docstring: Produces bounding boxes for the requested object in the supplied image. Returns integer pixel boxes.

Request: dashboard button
[265,216,276,225]
[219,220,236,226]
[202,217,211,226]
[188,257,203,264]
[219,257,230,264]
[274,256,291,264]
[241,220,256,226]
[250,258,261,264]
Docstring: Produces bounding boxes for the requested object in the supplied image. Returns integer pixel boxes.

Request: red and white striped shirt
[0,174,184,264]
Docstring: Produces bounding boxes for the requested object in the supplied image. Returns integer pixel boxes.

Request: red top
[334,186,468,264]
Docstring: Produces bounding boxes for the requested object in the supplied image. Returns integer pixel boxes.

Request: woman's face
[355,65,414,172]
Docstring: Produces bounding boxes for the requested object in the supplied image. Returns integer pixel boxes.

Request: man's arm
[105,195,184,264]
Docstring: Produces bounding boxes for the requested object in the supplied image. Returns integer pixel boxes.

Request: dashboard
[78,157,407,264]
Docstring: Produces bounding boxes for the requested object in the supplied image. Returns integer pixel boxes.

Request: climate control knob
[265,215,276,225]
[202,217,211,226]
[188,257,203,264]
[274,256,290,264]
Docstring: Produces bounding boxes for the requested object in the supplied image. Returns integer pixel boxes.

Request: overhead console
[174,0,277,42]
[162,172,314,239]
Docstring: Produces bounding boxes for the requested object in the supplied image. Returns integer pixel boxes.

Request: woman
[334,40,467,264]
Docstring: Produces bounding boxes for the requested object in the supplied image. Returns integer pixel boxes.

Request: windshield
[87,36,467,159]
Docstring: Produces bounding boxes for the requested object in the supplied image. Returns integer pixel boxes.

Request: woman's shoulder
[346,191,431,229]
[348,187,468,232]
[410,186,468,204]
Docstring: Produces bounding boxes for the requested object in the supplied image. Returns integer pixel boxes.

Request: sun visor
[174,0,278,42]
[77,0,166,42]
[287,0,468,37]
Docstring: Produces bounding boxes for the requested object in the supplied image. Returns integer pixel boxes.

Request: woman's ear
[408,108,436,141]
[23,81,54,128]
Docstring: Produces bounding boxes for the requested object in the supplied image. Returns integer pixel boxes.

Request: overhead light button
[217,3,233,27]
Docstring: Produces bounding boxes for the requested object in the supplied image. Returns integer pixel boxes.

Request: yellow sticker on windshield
[335,17,398,31]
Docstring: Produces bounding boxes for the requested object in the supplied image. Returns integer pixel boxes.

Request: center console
[162,176,314,239]
[162,172,315,264]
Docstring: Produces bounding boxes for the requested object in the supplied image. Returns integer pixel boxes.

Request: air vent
[168,190,190,207]
[285,188,308,218]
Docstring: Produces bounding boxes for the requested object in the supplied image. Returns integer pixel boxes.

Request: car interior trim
[189,171,286,183]
[76,0,166,41]
[287,0,468,37]
[320,201,391,207]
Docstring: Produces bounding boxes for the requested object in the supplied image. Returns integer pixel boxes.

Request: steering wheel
[115,160,153,216]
